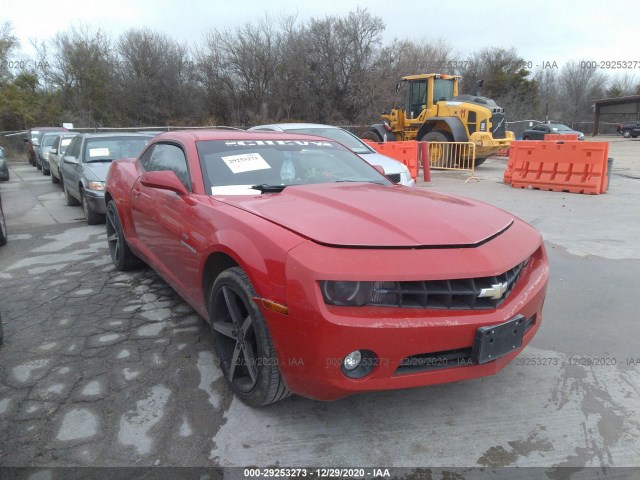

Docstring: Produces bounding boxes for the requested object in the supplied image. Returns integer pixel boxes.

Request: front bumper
[84,189,107,214]
[262,219,548,401]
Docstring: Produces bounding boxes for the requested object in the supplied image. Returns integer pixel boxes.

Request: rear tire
[622,130,631,138]
[36,160,42,171]
[106,200,143,270]
[523,136,531,140]
[208,267,291,407]
[474,157,488,167]
[0,201,7,246]
[63,181,80,206]
[360,130,383,143]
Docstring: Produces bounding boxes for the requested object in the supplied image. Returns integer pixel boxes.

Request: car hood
[216,183,513,247]
[357,151,405,174]
[83,161,112,182]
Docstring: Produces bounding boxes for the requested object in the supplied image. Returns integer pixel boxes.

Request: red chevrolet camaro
[105,130,549,406]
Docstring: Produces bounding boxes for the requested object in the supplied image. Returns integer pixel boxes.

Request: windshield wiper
[335,179,386,185]
[85,158,115,163]
[251,184,287,193]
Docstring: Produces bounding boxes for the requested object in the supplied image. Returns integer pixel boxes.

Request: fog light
[343,350,362,371]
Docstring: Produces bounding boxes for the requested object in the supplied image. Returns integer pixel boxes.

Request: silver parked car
[38,132,68,175]
[60,133,153,224]
[49,133,79,185]
[247,123,416,187]
[0,146,9,182]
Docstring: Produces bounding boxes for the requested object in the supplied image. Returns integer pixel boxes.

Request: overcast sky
[4,0,637,74]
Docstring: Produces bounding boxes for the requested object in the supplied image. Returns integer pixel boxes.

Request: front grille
[386,173,401,184]
[395,315,537,375]
[491,113,506,139]
[367,260,527,310]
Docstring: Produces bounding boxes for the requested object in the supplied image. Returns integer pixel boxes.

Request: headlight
[87,181,105,191]
[320,281,374,306]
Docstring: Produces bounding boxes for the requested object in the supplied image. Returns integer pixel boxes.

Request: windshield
[433,79,455,102]
[42,135,59,147]
[83,136,150,162]
[60,137,75,154]
[197,139,391,195]
[287,128,371,154]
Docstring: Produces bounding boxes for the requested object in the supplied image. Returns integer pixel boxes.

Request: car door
[130,142,200,303]
[50,136,61,176]
[61,137,83,196]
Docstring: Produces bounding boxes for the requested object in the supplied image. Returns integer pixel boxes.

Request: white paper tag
[221,153,271,174]
[89,147,110,157]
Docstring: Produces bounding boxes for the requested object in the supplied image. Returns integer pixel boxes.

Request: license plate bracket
[471,314,525,364]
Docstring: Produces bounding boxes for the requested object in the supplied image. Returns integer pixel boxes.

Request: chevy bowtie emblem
[478,282,508,300]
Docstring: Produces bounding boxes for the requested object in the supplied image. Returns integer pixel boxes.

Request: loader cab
[400,75,459,120]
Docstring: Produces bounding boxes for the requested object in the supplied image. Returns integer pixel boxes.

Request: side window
[66,137,82,159]
[143,143,191,190]
[51,136,60,152]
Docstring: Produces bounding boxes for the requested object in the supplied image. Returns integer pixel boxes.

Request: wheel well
[104,192,113,205]
[203,252,239,301]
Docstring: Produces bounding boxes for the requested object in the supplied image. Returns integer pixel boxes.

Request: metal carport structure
[593,95,640,135]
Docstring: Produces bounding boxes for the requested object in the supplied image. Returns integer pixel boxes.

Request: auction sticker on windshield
[89,148,110,157]
[222,153,271,174]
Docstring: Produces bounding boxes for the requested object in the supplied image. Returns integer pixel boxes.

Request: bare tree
[117,28,195,125]
[605,72,639,98]
[50,25,116,126]
[557,60,607,125]
[0,21,19,83]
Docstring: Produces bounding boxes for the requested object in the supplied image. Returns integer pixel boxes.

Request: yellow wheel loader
[362,74,515,167]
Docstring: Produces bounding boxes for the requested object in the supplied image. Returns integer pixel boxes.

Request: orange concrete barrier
[365,141,419,180]
[508,141,609,194]
[544,133,579,141]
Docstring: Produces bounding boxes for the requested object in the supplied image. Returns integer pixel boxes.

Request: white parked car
[248,123,416,187]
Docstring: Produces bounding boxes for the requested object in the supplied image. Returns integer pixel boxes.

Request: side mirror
[63,155,78,165]
[139,170,188,196]
[372,165,385,175]
[50,149,57,155]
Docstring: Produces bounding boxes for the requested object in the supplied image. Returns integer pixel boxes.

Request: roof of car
[248,123,341,131]
[152,129,338,143]
[77,132,156,138]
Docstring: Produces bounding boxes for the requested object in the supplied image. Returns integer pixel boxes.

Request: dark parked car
[522,123,584,140]
[618,121,640,138]
[24,127,67,168]
[0,146,8,181]
[60,133,153,224]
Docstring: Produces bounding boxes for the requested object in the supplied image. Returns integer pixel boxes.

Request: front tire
[474,157,488,167]
[360,130,383,143]
[622,130,631,138]
[208,267,291,407]
[106,200,143,270]
[51,171,60,184]
[420,130,453,167]
[82,189,105,225]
